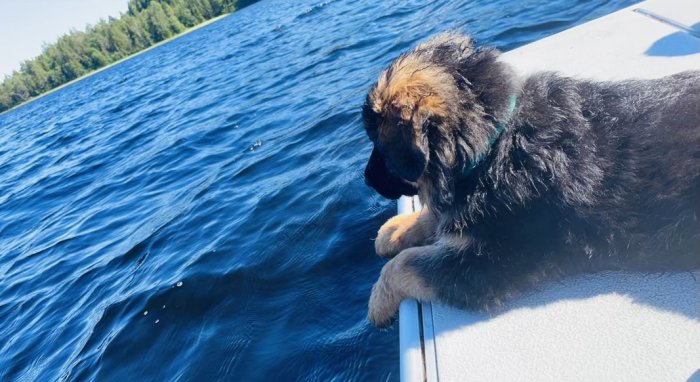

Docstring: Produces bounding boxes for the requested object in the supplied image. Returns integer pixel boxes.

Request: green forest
[0,0,257,112]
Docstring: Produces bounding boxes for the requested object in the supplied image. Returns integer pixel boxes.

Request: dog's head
[363,32,517,202]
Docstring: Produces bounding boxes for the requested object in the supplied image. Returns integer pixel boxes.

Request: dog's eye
[366,127,379,141]
[362,102,374,125]
[362,102,381,140]
[421,119,433,135]
[422,117,442,136]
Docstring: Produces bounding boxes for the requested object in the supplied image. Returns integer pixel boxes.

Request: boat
[396,0,700,380]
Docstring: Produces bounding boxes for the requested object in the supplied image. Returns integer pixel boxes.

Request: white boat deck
[398,0,700,380]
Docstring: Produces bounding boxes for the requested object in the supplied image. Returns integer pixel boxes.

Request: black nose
[364,148,419,199]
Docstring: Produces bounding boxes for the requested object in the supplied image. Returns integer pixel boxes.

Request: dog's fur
[362,32,700,327]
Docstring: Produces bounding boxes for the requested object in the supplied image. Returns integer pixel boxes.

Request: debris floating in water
[176,281,183,287]
[249,139,263,151]
[143,310,148,316]
[155,319,160,324]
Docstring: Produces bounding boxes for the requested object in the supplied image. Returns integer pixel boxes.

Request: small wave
[295,0,337,21]
[248,139,263,152]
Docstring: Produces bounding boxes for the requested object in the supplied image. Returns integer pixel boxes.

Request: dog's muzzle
[364,148,419,199]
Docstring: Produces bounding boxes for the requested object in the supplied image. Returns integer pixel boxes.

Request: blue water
[0,0,637,380]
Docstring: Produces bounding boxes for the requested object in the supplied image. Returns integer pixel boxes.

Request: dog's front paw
[375,212,426,258]
[368,246,439,329]
[368,278,400,329]
[375,220,404,259]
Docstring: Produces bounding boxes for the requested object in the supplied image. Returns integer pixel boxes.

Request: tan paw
[368,277,400,328]
[374,218,405,258]
[368,246,439,328]
[375,211,428,258]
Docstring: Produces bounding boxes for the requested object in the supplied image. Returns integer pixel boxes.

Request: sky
[0,0,129,78]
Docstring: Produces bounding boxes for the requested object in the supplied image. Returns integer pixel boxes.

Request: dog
[362,32,700,328]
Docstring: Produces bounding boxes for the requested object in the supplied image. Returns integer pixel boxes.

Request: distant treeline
[0,0,258,112]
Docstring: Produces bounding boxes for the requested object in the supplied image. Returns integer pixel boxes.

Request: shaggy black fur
[363,34,699,314]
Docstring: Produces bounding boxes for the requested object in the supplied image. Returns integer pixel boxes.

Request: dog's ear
[365,148,419,199]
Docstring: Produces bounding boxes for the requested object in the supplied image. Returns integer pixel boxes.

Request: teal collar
[462,94,518,175]
[496,94,518,135]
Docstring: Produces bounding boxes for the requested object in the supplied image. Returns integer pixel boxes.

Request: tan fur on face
[368,55,457,136]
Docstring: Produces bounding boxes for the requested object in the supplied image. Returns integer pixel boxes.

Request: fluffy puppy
[362,32,700,328]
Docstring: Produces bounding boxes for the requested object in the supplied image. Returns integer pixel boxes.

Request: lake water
[0,0,637,380]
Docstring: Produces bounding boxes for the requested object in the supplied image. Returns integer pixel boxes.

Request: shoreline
[0,13,230,116]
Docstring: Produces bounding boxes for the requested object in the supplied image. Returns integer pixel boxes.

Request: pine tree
[0,0,255,112]
[145,2,172,42]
